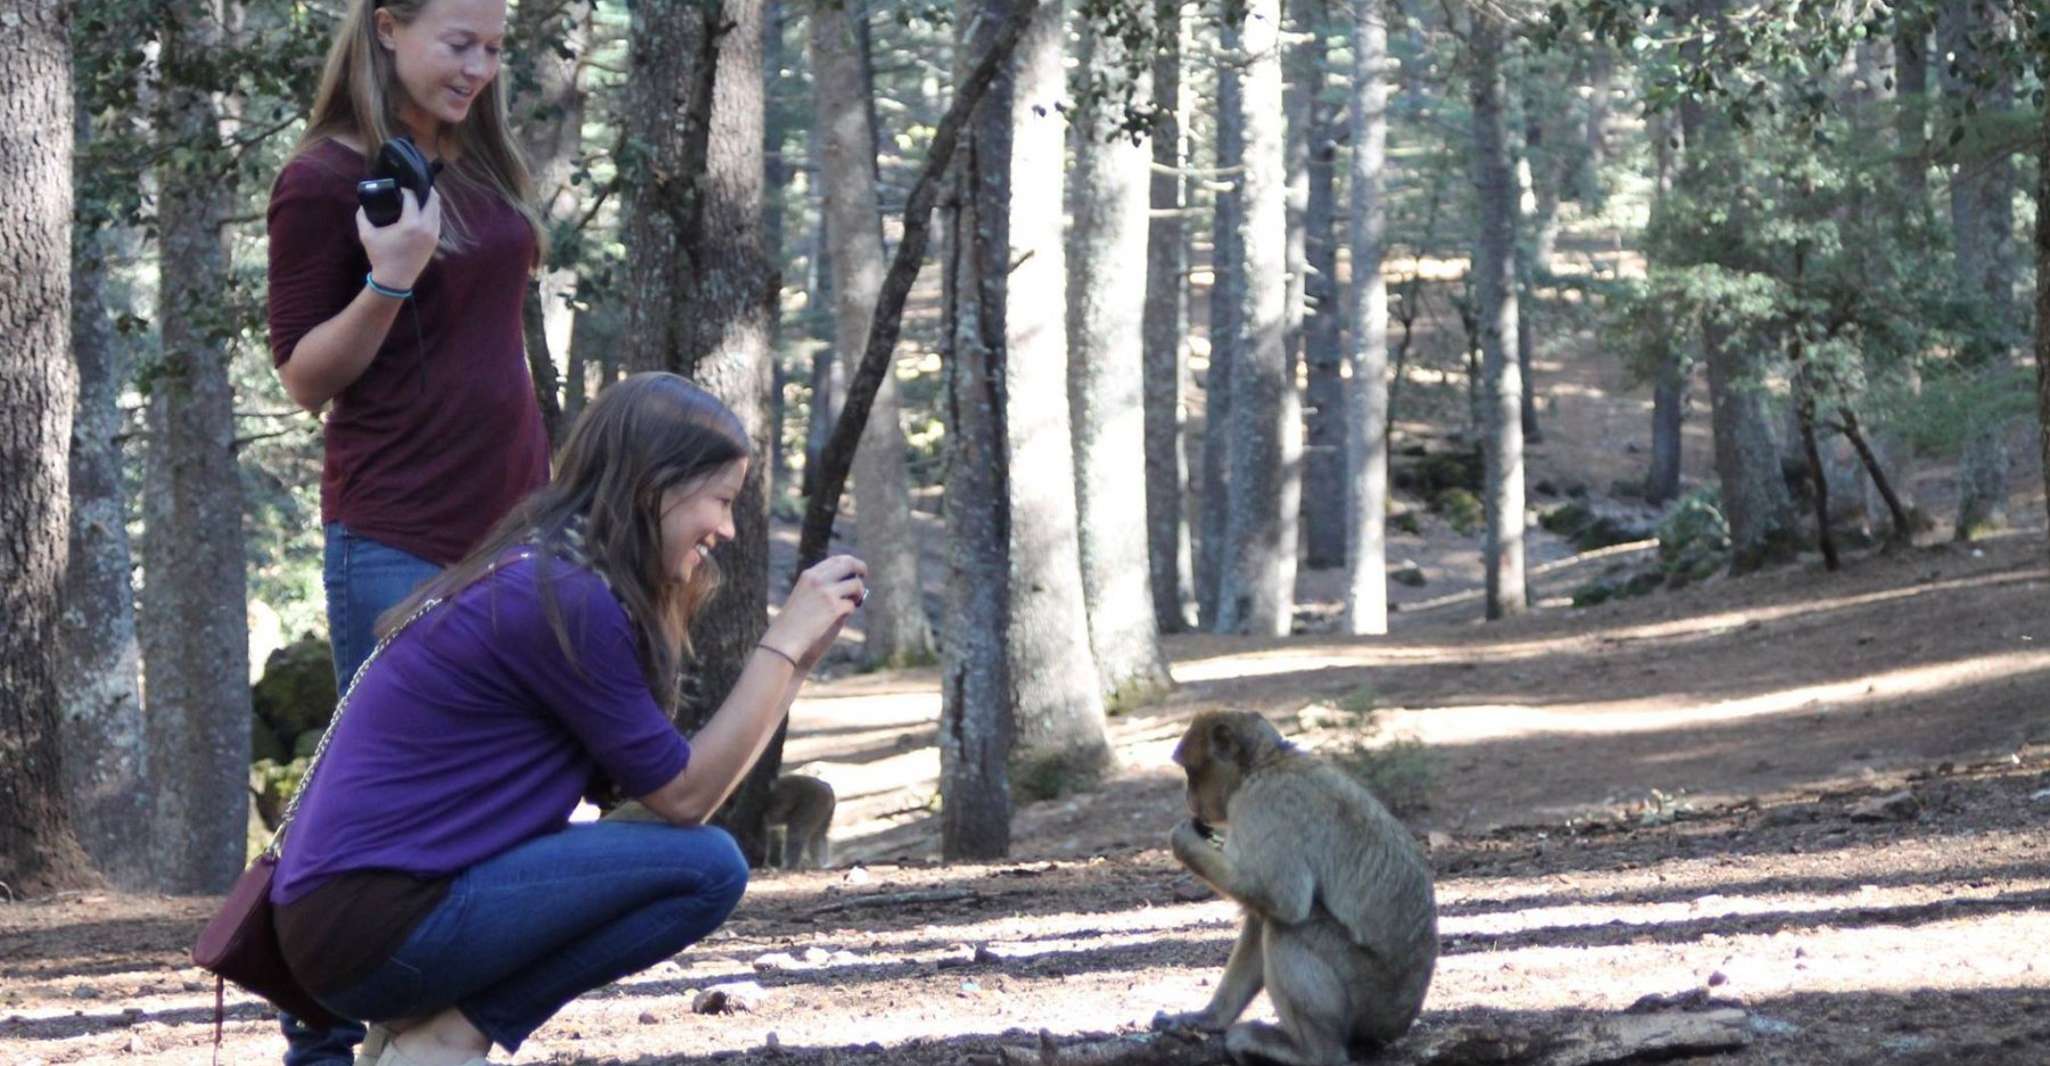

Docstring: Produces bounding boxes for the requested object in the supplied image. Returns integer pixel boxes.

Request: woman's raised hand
[763,554,867,673]
[355,187,443,292]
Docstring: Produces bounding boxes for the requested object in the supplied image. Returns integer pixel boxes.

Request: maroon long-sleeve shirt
[267,138,549,565]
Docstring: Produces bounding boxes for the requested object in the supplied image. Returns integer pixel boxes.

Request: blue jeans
[316,821,749,1053]
[282,525,444,1065]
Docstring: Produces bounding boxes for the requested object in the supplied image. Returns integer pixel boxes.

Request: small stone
[1848,791,1920,822]
[752,951,804,972]
[72,985,97,999]
[124,1034,154,1055]
[1707,970,1729,987]
[1391,561,1428,588]
[1425,831,1454,850]
[692,981,766,1014]
[183,981,205,993]
[843,866,874,886]
[765,1031,782,1053]
[638,1011,660,1025]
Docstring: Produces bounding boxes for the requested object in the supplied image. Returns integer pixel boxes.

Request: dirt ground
[8,331,2050,1064]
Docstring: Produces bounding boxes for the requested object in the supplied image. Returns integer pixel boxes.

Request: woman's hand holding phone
[354,186,441,293]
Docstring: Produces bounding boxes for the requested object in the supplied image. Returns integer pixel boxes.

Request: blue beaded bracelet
[364,272,413,300]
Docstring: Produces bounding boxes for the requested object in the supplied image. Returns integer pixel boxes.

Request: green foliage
[1656,486,1731,586]
[1319,701,1442,817]
[1433,488,1482,536]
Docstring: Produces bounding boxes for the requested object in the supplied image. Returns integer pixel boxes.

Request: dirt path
[7,531,2050,1066]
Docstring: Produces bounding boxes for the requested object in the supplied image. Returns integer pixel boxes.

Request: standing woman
[266,0,549,1060]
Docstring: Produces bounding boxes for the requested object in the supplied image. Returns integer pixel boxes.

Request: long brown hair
[379,374,751,700]
[290,0,546,259]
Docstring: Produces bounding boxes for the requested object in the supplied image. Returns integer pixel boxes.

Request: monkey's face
[1173,711,1252,828]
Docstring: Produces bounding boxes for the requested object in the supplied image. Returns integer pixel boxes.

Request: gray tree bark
[1343,0,1391,636]
[1142,0,1196,633]
[1294,2,1346,571]
[939,0,1028,860]
[1469,9,1525,619]
[1069,2,1174,708]
[620,0,716,376]
[143,0,251,893]
[1939,0,2016,539]
[1005,0,1113,783]
[1217,0,1299,637]
[1197,34,1243,631]
[1645,112,1684,507]
[812,0,936,668]
[2035,102,2050,539]
[510,0,590,433]
[674,0,784,865]
[60,101,150,889]
[1,0,101,895]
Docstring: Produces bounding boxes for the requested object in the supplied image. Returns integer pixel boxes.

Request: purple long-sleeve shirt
[274,553,691,904]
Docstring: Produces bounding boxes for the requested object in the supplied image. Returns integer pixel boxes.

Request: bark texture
[1142,0,1196,633]
[1004,0,1113,782]
[1469,10,1526,619]
[1343,0,1391,636]
[60,101,150,889]
[938,0,1031,860]
[1,0,101,895]
[1216,0,1299,637]
[1069,6,1173,708]
[811,0,935,668]
[142,0,253,892]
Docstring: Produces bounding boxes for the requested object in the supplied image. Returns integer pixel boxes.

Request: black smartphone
[358,177,403,226]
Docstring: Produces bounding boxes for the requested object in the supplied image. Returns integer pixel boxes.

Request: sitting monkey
[1155,710,1437,1065]
[604,774,835,869]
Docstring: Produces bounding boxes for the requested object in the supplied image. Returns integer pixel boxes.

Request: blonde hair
[292,0,546,261]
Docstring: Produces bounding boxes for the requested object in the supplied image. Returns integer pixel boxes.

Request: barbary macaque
[604,774,835,870]
[762,773,835,869]
[1155,710,1437,1065]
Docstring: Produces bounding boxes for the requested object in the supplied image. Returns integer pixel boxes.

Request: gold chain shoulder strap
[262,594,442,859]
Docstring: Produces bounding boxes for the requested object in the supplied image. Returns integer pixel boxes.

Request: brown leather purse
[191,597,441,1033]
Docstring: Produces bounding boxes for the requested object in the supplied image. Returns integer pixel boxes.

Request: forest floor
[7,333,2050,1065]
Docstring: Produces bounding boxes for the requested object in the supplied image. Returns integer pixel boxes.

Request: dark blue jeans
[282,524,443,1065]
[316,821,750,1053]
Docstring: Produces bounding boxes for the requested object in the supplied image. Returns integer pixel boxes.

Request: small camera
[356,135,443,226]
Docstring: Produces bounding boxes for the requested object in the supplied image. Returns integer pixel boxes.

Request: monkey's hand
[1151,1008,1228,1034]
[1170,819,1229,883]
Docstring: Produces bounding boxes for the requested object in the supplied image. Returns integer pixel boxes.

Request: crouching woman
[272,373,866,1066]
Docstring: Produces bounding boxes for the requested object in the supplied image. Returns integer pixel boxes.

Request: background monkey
[762,773,835,869]
[605,774,835,869]
[1155,709,1437,1065]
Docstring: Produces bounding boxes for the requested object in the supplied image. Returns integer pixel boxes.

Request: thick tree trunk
[672,0,782,865]
[1,0,100,895]
[1198,31,1242,631]
[812,0,935,668]
[1470,11,1526,619]
[763,3,788,492]
[2037,101,2050,541]
[1217,0,1298,637]
[1005,0,1113,783]
[143,0,252,893]
[1343,0,1391,637]
[60,102,150,889]
[1069,7,1174,708]
[1893,14,1929,205]
[1940,0,2017,539]
[1296,5,1346,571]
[1645,112,1683,507]
[620,1,716,376]
[1143,0,1196,633]
[939,0,1025,860]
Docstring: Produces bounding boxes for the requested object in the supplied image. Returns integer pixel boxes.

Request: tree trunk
[1,0,100,895]
[672,0,782,865]
[1069,5,1174,709]
[1680,0,1796,573]
[939,0,1025,860]
[1296,3,1346,571]
[510,0,590,434]
[763,2,788,493]
[142,0,253,894]
[1217,0,1298,637]
[812,0,936,668]
[2037,92,2050,542]
[1893,13,1929,206]
[1004,0,1112,783]
[60,101,151,889]
[1470,9,1525,620]
[1198,29,1242,632]
[1343,0,1391,637]
[1940,0,2017,540]
[1143,0,1196,633]
[620,0,716,376]
[1644,112,1683,506]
